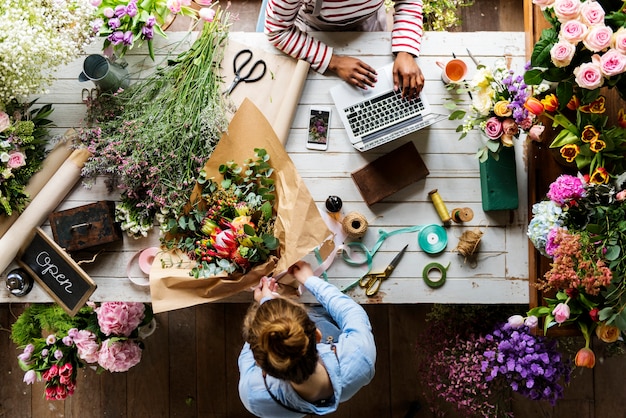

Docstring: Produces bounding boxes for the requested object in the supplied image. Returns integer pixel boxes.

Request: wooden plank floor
[1,1,625,417]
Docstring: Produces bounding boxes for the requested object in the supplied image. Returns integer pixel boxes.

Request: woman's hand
[328,55,377,89]
[288,260,314,286]
[392,52,424,100]
[253,276,279,303]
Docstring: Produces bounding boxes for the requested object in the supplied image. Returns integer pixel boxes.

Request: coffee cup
[436,59,468,84]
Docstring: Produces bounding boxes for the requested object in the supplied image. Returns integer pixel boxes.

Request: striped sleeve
[264,0,334,73]
[391,0,423,57]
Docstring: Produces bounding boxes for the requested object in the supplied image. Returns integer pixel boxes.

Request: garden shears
[359,244,408,297]
[224,49,267,95]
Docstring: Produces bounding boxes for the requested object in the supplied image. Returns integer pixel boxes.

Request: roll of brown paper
[273,59,311,145]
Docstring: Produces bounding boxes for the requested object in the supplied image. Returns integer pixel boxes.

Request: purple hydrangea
[547,174,586,205]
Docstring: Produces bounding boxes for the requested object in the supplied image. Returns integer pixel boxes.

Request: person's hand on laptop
[328,54,378,90]
[393,52,424,100]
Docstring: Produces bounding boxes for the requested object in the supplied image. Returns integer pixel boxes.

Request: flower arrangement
[525,0,626,105]
[448,62,541,162]
[77,8,231,238]
[161,148,279,278]
[415,305,571,417]
[0,0,95,108]
[0,100,53,216]
[11,302,154,400]
[527,172,626,367]
[91,0,198,60]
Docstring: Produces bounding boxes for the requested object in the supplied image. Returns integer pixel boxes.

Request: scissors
[81,88,98,101]
[359,244,408,297]
[224,49,267,95]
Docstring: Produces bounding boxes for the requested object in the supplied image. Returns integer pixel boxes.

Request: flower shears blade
[224,49,267,95]
[359,244,408,297]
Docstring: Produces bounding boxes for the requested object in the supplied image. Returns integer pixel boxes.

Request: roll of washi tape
[422,262,451,288]
[139,247,160,275]
[428,189,451,224]
[126,247,160,287]
[342,212,368,239]
[451,207,474,223]
[417,224,448,254]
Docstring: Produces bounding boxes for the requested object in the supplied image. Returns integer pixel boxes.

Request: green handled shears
[359,244,408,297]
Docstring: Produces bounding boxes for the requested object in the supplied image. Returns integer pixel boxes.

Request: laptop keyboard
[344,89,425,138]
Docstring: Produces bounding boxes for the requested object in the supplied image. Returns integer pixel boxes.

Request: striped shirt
[264,0,423,73]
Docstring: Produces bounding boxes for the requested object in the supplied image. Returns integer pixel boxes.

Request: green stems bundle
[80,9,232,238]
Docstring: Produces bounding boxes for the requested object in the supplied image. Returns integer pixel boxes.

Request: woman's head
[243,298,318,383]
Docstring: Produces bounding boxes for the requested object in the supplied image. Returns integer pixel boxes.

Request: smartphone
[306,106,331,150]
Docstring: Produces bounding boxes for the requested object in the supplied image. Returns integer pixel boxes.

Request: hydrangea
[527,200,565,256]
[0,0,96,107]
[97,339,143,372]
[547,174,586,205]
[95,302,145,337]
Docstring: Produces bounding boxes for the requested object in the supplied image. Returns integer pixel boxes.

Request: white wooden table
[0,31,530,305]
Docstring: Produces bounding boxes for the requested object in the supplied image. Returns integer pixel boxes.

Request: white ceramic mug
[436,59,468,84]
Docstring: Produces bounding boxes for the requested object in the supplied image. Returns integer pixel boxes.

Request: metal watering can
[78,54,130,92]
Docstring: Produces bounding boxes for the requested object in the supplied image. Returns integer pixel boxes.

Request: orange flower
[524,97,544,116]
[590,167,610,184]
[589,139,606,153]
[595,322,620,343]
[618,108,626,129]
[560,144,580,162]
[567,95,580,110]
[575,347,596,368]
[580,96,606,114]
[541,94,559,112]
[581,125,599,143]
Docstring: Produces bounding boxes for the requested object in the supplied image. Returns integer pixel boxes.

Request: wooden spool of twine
[342,212,368,239]
[453,226,485,263]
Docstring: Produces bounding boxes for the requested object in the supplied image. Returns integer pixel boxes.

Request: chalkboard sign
[18,227,96,316]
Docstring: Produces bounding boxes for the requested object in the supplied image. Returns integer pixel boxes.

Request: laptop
[330,63,447,152]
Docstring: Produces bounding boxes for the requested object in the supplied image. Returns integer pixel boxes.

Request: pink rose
[560,19,587,44]
[600,49,626,77]
[532,0,555,10]
[528,124,545,142]
[73,329,100,363]
[574,55,604,89]
[579,0,605,26]
[583,25,613,52]
[612,27,626,54]
[484,117,503,140]
[552,302,571,324]
[551,40,577,67]
[7,151,25,169]
[95,302,145,337]
[98,339,142,372]
[0,111,9,132]
[502,118,519,136]
[554,0,581,22]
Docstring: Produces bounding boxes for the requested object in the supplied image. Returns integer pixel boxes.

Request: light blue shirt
[238,275,376,417]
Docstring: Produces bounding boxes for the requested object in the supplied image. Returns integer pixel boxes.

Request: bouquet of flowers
[525,0,626,105]
[448,61,541,162]
[0,0,95,108]
[91,0,198,60]
[162,148,279,278]
[11,302,154,400]
[0,100,53,216]
[527,172,626,367]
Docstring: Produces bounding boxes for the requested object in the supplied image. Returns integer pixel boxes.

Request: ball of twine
[342,212,368,239]
[454,227,484,260]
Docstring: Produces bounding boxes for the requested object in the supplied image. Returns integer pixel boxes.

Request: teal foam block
[479,146,519,211]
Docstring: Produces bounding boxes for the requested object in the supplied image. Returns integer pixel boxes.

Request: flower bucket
[78,54,130,92]
[479,146,518,211]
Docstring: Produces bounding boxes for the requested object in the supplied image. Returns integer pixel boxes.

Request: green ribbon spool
[422,262,451,288]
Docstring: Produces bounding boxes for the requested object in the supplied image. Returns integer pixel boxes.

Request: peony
[560,19,587,44]
[599,49,626,77]
[484,117,503,140]
[583,25,613,52]
[98,339,142,372]
[95,302,145,337]
[579,0,605,26]
[554,0,582,22]
[552,302,570,323]
[550,40,577,67]
[7,151,26,169]
[573,56,604,89]
[613,27,626,54]
[595,322,620,343]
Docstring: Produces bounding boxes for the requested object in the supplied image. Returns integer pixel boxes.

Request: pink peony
[484,117,503,140]
[98,339,142,372]
[554,0,582,22]
[579,0,605,26]
[95,302,145,337]
[583,25,613,52]
[613,27,626,54]
[0,111,9,132]
[547,174,585,205]
[73,329,100,363]
[600,49,626,77]
[574,56,604,89]
[560,19,587,44]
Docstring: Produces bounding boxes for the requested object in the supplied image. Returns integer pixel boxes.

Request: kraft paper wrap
[0,148,92,274]
[0,129,76,238]
[149,99,332,313]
